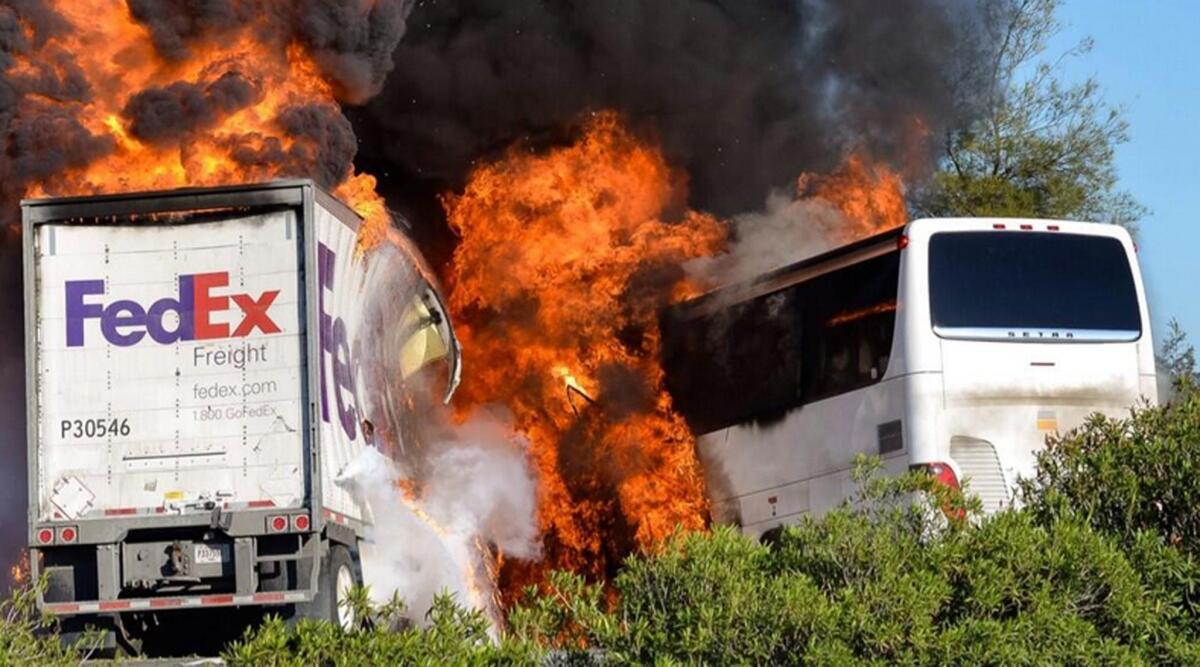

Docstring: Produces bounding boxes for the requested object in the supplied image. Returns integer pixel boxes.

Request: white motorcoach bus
[661,218,1156,536]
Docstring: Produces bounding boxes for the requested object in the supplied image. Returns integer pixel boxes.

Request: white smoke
[686,188,851,288]
[334,409,539,625]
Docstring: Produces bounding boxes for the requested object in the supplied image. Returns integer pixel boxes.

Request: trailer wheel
[306,544,360,629]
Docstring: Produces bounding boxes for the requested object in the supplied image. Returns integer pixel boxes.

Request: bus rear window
[929,231,1141,340]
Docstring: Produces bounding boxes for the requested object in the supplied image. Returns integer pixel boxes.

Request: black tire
[302,543,360,628]
[759,525,787,548]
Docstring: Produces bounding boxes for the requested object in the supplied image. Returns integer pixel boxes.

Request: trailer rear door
[32,210,307,521]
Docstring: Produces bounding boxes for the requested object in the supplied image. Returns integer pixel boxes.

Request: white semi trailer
[22,180,460,650]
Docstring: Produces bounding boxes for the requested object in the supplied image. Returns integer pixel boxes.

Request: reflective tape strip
[323,507,367,530]
[43,591,308,616]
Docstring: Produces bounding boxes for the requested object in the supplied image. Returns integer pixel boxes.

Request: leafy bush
[512,461,1200,665]
[222,593,542,666]
[1022,392,1200,556]
[1020,391,1200,630]
[0,579,105,664]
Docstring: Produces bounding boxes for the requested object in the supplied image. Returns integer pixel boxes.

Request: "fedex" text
[65,272,281,347]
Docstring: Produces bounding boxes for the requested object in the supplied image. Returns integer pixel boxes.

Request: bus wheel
[759,525,786,548]
[308,544,360,629]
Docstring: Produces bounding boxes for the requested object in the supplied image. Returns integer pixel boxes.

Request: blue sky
[1046,1,1199,345]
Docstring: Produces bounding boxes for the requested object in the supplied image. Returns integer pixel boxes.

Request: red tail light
[1047,225,1060,231]
[992,223,1006,230]
[37,528,54,545]
[897,234,909,250]
[58,526,78,544]
[268,515,288,533]
[292,514,311,532]
[916,462,965,519]
[923,462,960,490]
[1019,224,1033,230]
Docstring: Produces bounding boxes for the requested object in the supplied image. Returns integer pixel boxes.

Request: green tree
[918,0,1144,227]
[1158,318,1198,394]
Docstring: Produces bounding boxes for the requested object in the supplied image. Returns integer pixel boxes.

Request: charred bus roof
[668,225,905,319]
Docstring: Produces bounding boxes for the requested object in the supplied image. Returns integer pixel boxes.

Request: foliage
[1022,393,1200,557]
[917,0,1144,227]
[0,578,106,664]
[223,593,542,666]
[512,459,1200,665]
[1020,393,1200,628]
[1158,318,1198,395]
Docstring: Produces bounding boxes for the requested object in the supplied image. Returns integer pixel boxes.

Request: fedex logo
[65,272,281,347]
[318,242,360,442]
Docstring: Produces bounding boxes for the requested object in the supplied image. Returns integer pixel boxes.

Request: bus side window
[800,251,901,404]
[660,249,900,432]
[661,284,804,434]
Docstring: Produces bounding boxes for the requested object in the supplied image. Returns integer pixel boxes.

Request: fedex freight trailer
[22,180,461,646]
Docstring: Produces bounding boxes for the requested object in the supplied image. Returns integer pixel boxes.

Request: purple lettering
[332,318,357,439]
[100,300,147,347]
[65,280,105,347]
[317,242,362,443]
[146,275,195,344]
[318,243,335,423]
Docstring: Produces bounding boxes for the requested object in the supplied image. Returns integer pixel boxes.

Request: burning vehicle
[22,180,461,649]
[661,218,1157,535]
[0,0,1150,649]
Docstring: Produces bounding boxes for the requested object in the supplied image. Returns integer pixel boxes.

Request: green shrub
[223,593,542,666]
[1021,392,1200,556]
[1019,393,1200,633]
[513,461,1200,665]
[0,578,106,664]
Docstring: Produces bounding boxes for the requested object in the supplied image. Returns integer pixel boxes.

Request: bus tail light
[915,462,965,520]
[922,462,960,490]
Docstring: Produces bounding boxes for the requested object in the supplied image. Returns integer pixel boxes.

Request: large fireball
[444,112,726,593]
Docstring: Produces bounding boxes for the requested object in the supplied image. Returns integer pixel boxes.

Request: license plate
[194,543,230,565]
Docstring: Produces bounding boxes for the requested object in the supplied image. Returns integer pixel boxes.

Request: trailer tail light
[292,514,311,532]
[1019,224,1033,230]
[37,528,54,545]
[992,223,1006,230]
[58,526,78,544]
[1047,225,1060,231]
[267,515,288,533]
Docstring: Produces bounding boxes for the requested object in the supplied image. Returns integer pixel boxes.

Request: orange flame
[444,113,725,596]
[9,549,29,587]
[798,153,907,240]
[21,1,388,245]
[827,300,898,327]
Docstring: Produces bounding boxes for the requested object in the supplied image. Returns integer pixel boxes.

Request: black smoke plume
[0,0,998,585]
[124,71,260,145]
[127,0,415,103]
[351,0,991,217]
